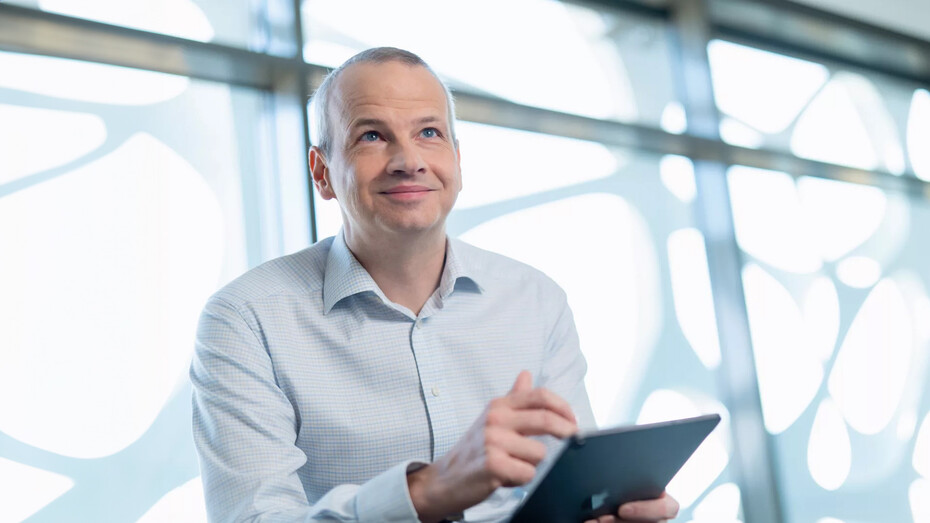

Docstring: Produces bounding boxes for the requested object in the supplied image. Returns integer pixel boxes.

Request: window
[4,0,279,51]
[302,0,679,129]
[728,165,930,523]
[0,50,302,522]
[709,40,927,180]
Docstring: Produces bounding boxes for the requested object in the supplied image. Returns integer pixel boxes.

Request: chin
[378,217,445,236]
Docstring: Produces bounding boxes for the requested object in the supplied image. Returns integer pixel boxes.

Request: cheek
[348,155,385,187]
[428,151,461,186]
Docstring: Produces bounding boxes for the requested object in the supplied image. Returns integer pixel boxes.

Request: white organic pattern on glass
[707,40,829,133]
[791,72,905,174]
[0,458,74,523]
[828,278,913,435]
[455,122,618,210]
[910,478,930,523]
[689,482,741,523]
[39,0,214,41]
[0,51,189,106]
[898,409,919,442]
[660,155,697,204]
[0,133,225,458]
[667,228,721,369]
[136,477,208,523]
[728,166,823,274]
[914,413,930,478]
[636,390,729,509]
[0,104,106,185]
[719,117,764,149]
[303,0,639,122]
[801,277,840,363]
[796,175,887,263]
[742,263,824,434]
[660,101,688,134]
[460,193,661,427]
[807,398,852,490]
[908,89,930,182]
[791,74,880,170]
[835,256,883,288]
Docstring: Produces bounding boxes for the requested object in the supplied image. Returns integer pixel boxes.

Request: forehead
[330,61,449,124]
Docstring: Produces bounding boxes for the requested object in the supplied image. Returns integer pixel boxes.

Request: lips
[379,185,434,202]
[381,185,433,194]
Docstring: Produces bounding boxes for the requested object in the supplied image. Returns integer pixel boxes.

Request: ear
[309,146,337,200]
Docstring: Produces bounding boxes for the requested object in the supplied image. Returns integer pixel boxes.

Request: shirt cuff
[355,460,426,523]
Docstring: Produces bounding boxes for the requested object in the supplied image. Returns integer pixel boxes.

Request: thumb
[509,370,533,394]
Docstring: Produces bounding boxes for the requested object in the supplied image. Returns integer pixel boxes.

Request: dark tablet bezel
[507,413,722,523]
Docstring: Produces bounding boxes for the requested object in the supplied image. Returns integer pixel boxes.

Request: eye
[420,127,440,138]
[359,130,380,142]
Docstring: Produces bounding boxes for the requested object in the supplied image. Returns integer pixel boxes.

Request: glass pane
[5,0,284,52]
[301,0,679,130]
[708,40,930,181]
[727,165,930,523]
[790,0,930,42]
[0,50,304,521]
[314,120,745,521]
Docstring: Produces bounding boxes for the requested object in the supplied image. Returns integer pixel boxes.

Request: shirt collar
[322,232,383,314]
[322,232,484,314]
[439,237,484,299]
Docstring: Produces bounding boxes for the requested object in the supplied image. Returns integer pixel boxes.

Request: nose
[386,139,427,176]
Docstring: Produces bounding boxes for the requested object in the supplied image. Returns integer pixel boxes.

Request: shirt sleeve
[190,296,423,523]
[537,289,597,432]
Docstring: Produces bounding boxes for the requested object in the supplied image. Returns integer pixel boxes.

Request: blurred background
[0,0,928,521]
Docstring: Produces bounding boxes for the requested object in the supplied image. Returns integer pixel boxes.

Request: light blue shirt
[191,232,595,522]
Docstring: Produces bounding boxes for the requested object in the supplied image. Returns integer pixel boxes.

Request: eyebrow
[349,116,444,130]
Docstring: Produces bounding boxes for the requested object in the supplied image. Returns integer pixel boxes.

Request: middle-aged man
[191,47,680,523]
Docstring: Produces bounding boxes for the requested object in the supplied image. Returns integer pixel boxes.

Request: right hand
[407,370,579,522]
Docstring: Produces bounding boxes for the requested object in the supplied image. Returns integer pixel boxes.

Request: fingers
[583,518,617,523]
[509,370,533,394]
[485,427,548,465]
[476,371,578,491]
[617,491,679,521]
[583,515,618,523]
[485,447,537,486]
[490,407,577,438]
[505,384,577,425]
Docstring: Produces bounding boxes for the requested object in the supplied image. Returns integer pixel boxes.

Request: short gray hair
[309,47,458,158]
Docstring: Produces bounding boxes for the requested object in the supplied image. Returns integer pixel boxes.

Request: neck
[344,225,447,316]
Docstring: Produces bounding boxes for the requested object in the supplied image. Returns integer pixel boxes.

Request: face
[310,61,461,243]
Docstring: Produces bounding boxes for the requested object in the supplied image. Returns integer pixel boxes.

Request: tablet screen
[508,413,722,523]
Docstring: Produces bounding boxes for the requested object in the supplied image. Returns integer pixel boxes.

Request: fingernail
[619,505,635,518]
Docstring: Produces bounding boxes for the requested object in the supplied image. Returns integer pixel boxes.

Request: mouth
[379,185,435,201]
[381,185,433,194]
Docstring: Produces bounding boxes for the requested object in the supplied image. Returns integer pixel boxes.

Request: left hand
[583,491,679,523]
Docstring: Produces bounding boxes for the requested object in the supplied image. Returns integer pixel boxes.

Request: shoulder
[451,238,566,300]
[208,237,334,310]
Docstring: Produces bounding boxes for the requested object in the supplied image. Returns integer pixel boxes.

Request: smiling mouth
[381,186,433,194]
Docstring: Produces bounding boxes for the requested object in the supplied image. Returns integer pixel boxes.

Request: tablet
[507,413,722,523]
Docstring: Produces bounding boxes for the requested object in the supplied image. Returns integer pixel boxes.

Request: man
[191,47,679,523]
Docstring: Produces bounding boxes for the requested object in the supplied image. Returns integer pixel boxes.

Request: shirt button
[415,319,423,329]
[431,386,440,397]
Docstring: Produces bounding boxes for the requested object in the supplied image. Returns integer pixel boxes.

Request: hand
[583,491,680,523]
[407,371,578,523]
